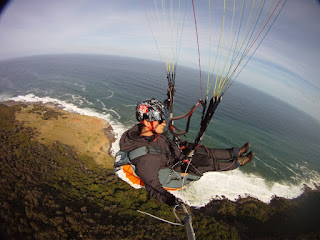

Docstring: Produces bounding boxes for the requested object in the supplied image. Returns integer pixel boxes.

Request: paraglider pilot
[119,98,254,206]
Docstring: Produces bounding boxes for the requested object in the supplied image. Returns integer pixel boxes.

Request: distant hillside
[0,103,319,240]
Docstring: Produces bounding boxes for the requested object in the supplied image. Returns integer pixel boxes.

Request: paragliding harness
[114,146,161,189]
[114,144,201,190]
[115,146,162,168]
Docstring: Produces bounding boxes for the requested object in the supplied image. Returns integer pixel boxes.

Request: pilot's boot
[239,142,250,156]
[238,151,254,166]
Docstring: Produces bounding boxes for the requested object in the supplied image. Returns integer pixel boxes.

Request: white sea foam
[171,169,320,207]
[104,109,121,120]
[70,94,93,106]
[0,93,14,102]
[74,83,86,91]
[7,94,126,155]
[97,99,106,108]
[97,99,121,120]
[106,90,114,99]
[255,156,278,174]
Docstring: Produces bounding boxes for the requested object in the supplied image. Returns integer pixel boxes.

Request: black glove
[163,99,170,111]
[181,141,196,155]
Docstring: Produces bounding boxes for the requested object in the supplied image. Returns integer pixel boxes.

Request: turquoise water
[1,54,319,205]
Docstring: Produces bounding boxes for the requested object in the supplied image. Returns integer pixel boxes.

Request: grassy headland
[0,102,319,239]
[11,101,114,168]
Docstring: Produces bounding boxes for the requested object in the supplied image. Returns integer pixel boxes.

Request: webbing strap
[128,146,162,160]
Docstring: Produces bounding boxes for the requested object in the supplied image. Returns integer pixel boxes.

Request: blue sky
[0,0,319,121]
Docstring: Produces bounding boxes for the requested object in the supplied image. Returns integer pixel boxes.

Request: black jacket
[119,124,183,205]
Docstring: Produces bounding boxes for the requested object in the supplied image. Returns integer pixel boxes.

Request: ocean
[1,54,319,207]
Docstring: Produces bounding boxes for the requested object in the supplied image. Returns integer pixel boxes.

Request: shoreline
[1,100,116,169]
[1,98,319,206]
[4,93,125,155]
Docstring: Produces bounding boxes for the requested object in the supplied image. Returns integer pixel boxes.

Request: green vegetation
[26,104,65,120]
[0,103,319,239]
[15,102,114,168]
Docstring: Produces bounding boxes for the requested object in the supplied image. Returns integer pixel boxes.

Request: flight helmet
[136,98,168,122]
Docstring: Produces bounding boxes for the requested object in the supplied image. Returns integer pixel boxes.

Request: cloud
[0,0,319,120]
[0,1,152,57]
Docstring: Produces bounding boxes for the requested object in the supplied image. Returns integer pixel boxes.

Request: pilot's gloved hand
[180,141,196,155]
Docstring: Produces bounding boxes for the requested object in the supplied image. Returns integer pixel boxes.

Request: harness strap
[140,120,156,133]
[115,146,163,168]
[128,146,162,160]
